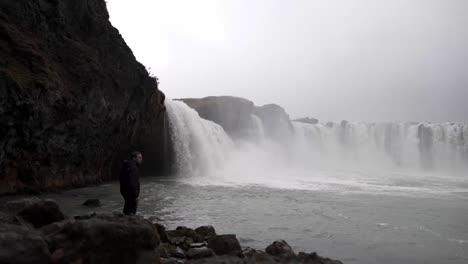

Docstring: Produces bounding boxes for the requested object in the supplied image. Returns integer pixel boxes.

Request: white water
[165,99,468,196]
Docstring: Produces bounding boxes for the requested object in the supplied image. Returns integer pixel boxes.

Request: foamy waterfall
[166,99,467,177]
[292,121,468,171]
[165,100,234,175]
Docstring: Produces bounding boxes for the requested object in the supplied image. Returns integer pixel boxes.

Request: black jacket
[119,160,140,198]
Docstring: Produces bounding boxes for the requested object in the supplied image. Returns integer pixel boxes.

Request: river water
[18,172,466,264]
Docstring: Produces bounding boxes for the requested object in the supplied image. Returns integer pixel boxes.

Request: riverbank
[0,197,342,264]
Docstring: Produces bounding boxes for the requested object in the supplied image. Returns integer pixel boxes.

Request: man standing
[119,151,143,215]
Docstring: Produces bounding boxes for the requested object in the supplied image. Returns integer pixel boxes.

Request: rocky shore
[0,198,343,264]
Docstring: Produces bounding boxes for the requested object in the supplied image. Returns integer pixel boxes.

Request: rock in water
[82,199,101,207]
[206,234,242,256]
[265,240,295,258]
[195,225,217,240]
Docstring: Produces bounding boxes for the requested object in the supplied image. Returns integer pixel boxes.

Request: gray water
[18,175,468,264]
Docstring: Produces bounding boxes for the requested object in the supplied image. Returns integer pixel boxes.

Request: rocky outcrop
[179,96,256,139]
[178,96,294,141]
[43,213,160,264]
[0,0,167,194]
[0,198,343,264]
[254,103,294,141]
[0,224,50,264]
[1,198,65,228]
[294,117,319,125]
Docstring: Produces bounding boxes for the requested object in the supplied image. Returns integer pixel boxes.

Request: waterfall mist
[166,99,468,196]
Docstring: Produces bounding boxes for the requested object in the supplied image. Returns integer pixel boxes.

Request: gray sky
[107,0,468,122]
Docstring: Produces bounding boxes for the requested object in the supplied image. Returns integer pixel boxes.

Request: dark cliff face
[179,96,294,142]
[0,0,167,194]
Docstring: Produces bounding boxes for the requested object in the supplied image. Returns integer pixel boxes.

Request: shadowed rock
[206,234,242,256]
[0,224,50,264]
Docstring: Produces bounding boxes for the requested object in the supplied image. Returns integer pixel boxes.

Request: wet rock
[73,212,97,220]
[82,199,101,207]
[160,243,177,258]
[174,247,186,259]
[206,234,242,256]
[0,224,50,264]
[297,252,344,264]
[0,210,18,225]
[161,257,185,264]
[167,226,204,249]
[195,226,216,240]
[190,242,208,248]
[242,247,265,258]
[265,240,295,258]
[155,222,170,243]
[16,199,65,228]
[44,213,160,264]
[186,247,214,259]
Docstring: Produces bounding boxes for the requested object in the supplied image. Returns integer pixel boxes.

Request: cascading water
[292,121,468,172]
[165,100,234,176]
[165,99,467,194]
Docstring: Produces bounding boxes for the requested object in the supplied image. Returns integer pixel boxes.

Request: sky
[106,0,468,122]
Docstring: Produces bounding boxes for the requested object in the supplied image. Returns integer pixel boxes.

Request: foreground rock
[0,198,342,264]
[1,198,65,228]
[0,224,50,264]
[43,213,160,264]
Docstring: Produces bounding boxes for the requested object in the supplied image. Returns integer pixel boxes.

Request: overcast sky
[106,0,468,122]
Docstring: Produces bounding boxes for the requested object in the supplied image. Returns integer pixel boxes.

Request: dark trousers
[123,196,138,215]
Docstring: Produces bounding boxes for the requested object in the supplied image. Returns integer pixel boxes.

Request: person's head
[131,151,143,165]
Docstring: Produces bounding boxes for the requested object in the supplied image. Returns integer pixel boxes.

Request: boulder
[265,240,295,258]
[167,226,204,249]
[160,243,177,258]
[194,225,216,240]
[0,224,50,264]
[185,247,214,259]
[206,234,242,256]
[154,222,170,243]
[174,247,186,259]
[82,199,101,207]
[44,213,160,264]
[15,199,65,228]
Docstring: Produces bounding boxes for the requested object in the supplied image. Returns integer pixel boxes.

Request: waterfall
[165,99,468,179]
[165,99,234,176]
[291,121,468,172]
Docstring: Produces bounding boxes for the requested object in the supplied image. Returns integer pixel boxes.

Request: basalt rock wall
[0,0,168,194]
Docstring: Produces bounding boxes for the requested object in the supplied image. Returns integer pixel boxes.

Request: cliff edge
[0,0,167,194]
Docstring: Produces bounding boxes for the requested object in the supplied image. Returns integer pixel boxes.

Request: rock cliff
[0,0,168,194]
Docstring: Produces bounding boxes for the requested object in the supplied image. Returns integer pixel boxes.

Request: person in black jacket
[119,151,143,215]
